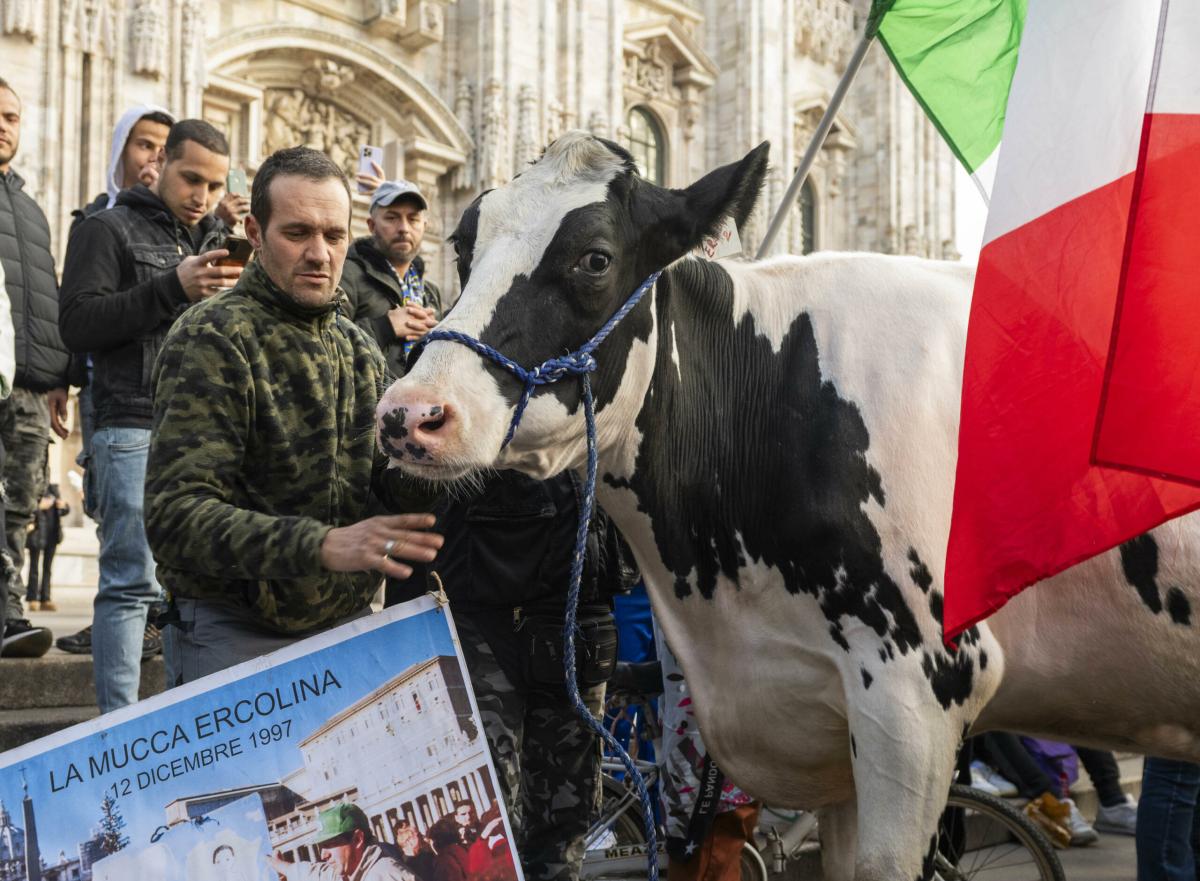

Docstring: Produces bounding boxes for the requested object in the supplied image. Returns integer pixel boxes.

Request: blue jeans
[91,427,160,713]
[1137,758,1200,881]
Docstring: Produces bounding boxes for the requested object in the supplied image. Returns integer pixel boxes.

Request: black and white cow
[376,132,1200,881]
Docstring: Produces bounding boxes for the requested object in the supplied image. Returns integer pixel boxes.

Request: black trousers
[25,544,55,603]
[1076,746,1126,808]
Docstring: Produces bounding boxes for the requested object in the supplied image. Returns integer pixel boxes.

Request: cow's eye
[577,251,612,275]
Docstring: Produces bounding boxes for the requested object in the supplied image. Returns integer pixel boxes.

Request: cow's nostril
[415,404,453,436]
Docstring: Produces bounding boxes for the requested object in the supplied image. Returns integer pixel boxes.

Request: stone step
[0,653,165,711]
[0,705,100,752]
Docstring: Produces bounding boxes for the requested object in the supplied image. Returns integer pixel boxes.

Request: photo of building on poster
[0,598,521,881]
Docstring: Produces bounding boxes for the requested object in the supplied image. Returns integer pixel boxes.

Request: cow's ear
[636,141,770,267]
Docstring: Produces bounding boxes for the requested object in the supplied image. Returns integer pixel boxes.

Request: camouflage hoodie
[145,259,433,634]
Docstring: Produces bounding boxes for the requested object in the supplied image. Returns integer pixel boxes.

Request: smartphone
[226,168,248,198]
[357,145,384,194]
[216,235,253,268]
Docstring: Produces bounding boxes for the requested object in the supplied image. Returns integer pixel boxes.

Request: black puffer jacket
[63,191,110,388]
[59,185,225,430]
[0,170,70,391]
[387,470,638,614]
[339,238,443,378]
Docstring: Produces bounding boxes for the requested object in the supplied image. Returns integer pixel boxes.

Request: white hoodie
[104,104,175,208]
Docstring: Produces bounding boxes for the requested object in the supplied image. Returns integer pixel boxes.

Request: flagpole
[755,26,878,260]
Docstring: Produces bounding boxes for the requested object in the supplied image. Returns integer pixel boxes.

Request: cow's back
[721,253,973,592]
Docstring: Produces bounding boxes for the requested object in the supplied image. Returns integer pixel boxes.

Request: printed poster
[0,597,521,881]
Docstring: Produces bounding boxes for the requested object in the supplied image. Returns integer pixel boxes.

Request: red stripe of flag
[1094,113,1200,484]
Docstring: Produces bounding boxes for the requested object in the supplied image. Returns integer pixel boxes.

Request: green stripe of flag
[870,0,1027,173]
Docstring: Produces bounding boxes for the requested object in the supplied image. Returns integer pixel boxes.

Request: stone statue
[181,0,205,92]
[130,0,166,78]
[262,89,371,179]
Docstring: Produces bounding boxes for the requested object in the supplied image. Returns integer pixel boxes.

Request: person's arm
[144,324,335,579]
[58,219,188,353]
[146,324,441,581]
[0,260,13,399]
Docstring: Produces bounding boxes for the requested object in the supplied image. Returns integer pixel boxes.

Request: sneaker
[55,625,92,655]
[971,761,1019,797]
[1094,795,1138,836]
[38,600,56,612]
[26,600,40,612]
[142,621,163,660]
[1023,792,1073,849]
[969,761,1002,796]
[2,619,54,658]
[1063,798,1099,846]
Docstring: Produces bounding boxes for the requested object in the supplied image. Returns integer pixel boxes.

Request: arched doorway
[202,25,470,266]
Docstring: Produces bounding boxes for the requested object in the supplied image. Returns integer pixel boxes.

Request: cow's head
[378,131,769,481]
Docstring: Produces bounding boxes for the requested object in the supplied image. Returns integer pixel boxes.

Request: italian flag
[873,0,1026,196]
[876,0,1200,637]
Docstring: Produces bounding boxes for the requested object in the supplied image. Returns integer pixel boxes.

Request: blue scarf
[396,264,426,358]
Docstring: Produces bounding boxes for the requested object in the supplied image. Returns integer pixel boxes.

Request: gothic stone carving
[301,59,357,94]
[1,0,39,39]
[399,0,445,50]
[365,0,406,38]
[262,89,372,180]
[453,80,475,190]
[795,0,855,66]
[479,78,509,189]
[63,0,118,56]
[624,41,672,98]
[130,0,166,78]
[514,84,539,168]
[181,0,205,90]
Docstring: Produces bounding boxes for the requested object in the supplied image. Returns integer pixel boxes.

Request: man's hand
[387,304,439,342]
[47,387,69,439]
[176,253,244,302]
[214,192,251,228]
[319,513,443,580]
[355,160,386,196]
[137,161,161,189]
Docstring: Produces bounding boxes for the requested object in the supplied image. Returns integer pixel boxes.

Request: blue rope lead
[417,270,663,881]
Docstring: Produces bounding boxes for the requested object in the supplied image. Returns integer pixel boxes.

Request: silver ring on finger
[383,538,396,558]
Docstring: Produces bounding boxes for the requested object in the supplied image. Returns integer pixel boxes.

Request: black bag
[520,613,618,689]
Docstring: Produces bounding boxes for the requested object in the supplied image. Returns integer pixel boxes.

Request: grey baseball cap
[369,179,428,212]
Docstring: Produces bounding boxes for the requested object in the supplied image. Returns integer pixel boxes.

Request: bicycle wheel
[739,841,769,881]
[936,783,1066,881]
[588,774,653,850]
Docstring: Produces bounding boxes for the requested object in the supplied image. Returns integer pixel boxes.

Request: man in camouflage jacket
[144,147,443,683]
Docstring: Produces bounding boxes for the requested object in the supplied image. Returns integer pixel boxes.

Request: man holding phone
[58,119,239,713]
[339,179,442,377]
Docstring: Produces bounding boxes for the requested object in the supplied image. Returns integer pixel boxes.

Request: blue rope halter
[416,269,662,880]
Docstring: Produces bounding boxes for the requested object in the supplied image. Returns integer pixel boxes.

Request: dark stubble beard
[376,231,417,265]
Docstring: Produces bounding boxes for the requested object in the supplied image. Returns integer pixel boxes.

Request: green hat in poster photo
[315,803,372,844]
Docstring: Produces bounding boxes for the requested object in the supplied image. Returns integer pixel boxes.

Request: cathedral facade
[0,0,957,295]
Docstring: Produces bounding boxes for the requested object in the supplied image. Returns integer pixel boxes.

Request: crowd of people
[0,75,630,881]
[0,71,1196,881]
